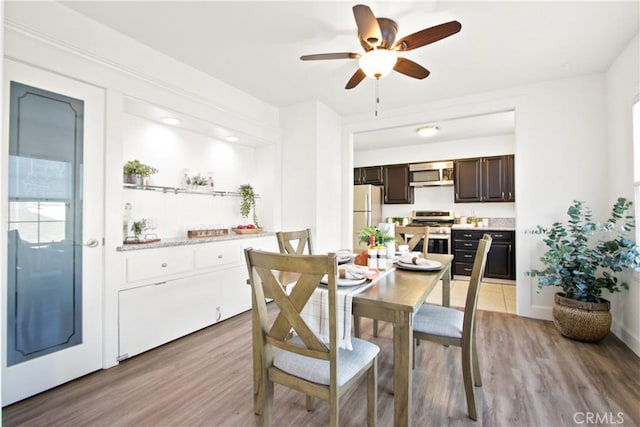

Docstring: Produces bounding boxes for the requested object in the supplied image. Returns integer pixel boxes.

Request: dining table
[250,252,453,427]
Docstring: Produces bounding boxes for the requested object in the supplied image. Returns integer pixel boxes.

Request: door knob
[84,238,99,248]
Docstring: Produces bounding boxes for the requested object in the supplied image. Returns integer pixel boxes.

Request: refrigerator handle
[366,211,371,227]
[365,189,371,211]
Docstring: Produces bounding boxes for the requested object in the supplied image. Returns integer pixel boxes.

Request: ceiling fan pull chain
[375,78,380,117]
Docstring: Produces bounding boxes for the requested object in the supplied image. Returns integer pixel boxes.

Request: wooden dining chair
[412,234,492,421]
[276,228,314,255]
[244,248,379,427]
[367,225,432,337]
[395,225,430,257]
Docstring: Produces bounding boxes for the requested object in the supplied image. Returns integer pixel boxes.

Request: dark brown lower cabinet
[452,229,515,280]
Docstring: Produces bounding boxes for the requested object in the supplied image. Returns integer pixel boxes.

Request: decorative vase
[123,174,136,185]
[552,293,611,342]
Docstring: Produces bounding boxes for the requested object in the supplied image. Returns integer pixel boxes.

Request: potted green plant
[131,219,147,238]
[239,184,259,228]
[123,160,158,186]
[358,226,394,247]
[527,197,640,342]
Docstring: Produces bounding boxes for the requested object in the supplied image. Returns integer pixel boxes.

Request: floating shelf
[123,183,258,198]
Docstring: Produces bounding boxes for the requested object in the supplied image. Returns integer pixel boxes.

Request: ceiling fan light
[417,125,439,137]
[359,49,398,79]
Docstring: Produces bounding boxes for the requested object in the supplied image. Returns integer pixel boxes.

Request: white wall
[342,73,609,322]
[605,34,640,355]
[281,100,342,253]
[355,133,516,220]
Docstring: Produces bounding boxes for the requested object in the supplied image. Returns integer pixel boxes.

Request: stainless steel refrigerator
[353,184,383,250]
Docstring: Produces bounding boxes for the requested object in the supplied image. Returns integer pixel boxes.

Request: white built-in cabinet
[118,235,277,360]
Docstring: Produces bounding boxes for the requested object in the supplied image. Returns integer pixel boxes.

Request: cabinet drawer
[126,247,194,283]
[454,262,475,276]
[194,241,242,270]
[453,230,514,241]
[455,240,478,250]
[454,249,476,264]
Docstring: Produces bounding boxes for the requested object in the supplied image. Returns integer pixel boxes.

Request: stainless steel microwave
[409,161,454,187]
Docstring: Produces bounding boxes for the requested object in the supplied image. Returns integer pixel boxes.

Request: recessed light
[161,117,180,125]
[224,136,239,142]
[417,125,439,137]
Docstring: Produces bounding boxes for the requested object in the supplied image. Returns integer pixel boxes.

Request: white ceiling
[59,1,638,148]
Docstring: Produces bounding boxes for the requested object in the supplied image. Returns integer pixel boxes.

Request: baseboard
[611,319,640,357]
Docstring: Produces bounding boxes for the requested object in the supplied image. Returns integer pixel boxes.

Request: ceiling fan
[300,4,462,89]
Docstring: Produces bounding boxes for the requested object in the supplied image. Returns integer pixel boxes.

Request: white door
[2,61,105,405]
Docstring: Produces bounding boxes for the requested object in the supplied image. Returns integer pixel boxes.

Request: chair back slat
[245,248,337,360]
[277,229,314,255]
[395,226,430,256]
[462,234,492,343]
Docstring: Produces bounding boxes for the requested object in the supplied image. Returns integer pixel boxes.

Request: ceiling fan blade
[393,57,430,79]
[393,21,462,51]
[353,4,382,47]
[300,52,360,61]
[345,68,366,89]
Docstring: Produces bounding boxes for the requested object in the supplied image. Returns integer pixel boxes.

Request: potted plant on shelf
[527,197,640,342]
[234,184,261,234]
[123,160,158,186]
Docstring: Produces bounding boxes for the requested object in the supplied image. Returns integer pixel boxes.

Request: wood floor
[4,307,640,427]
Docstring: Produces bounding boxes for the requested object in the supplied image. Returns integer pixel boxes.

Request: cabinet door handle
[464,267,472,273]
[161,262,168,268]
[463,243,473,247]
[501,191,504,199]
[509,191,512,199]
[493,234,504,238]
[463,233,473,238]
[464,254,473,258]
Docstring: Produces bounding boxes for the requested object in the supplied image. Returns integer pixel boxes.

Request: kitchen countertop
[451,225,516,231]
[116,231,276,251]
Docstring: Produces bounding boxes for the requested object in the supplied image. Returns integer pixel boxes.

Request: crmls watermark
[573,412,625,425]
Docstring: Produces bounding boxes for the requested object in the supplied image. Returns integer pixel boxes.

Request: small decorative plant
[123,160,158,177]
[239,184,259,227]
[359,226,394,246]
[131,219,147,237]
[190,174,209,186]
[527,197,640,303]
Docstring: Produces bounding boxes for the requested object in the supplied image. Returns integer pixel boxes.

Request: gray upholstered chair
[412,234,492,421]
[244,248,379,426]
[276,228,314,255]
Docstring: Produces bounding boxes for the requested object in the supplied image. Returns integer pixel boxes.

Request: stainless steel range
[406,210,455,254]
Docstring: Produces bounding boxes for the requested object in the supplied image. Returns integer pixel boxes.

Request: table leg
[442,264,451,308]
[393,310,413,427]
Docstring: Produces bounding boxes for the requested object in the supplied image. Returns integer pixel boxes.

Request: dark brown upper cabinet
[454,155,515,203]
[383,164,414,204]
[354,166,384,185]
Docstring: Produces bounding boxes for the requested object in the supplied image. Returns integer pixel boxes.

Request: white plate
[337,256,353,265]
[320,275,367,287]
[395,260,442,271]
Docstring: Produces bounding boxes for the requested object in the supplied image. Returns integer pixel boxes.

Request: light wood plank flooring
[4,306,639,426]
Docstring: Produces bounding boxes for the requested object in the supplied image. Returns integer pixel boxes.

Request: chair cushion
[413,304,464,339]
[273,336,379,387]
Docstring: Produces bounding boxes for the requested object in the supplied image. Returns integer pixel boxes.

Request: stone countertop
[451,225,516,231]
[117,231,276,251]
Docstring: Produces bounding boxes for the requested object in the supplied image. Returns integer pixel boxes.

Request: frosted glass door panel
[6,82,83,366]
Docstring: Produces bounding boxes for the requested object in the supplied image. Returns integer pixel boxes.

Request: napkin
[398,254,431,266]
[338,264,370,279]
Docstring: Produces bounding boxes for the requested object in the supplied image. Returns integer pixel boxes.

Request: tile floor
[425,279,517,314]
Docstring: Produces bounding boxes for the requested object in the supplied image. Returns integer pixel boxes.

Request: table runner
[288,267,395,350]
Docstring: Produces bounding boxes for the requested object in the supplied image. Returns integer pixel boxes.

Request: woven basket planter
[552,293,611,342]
